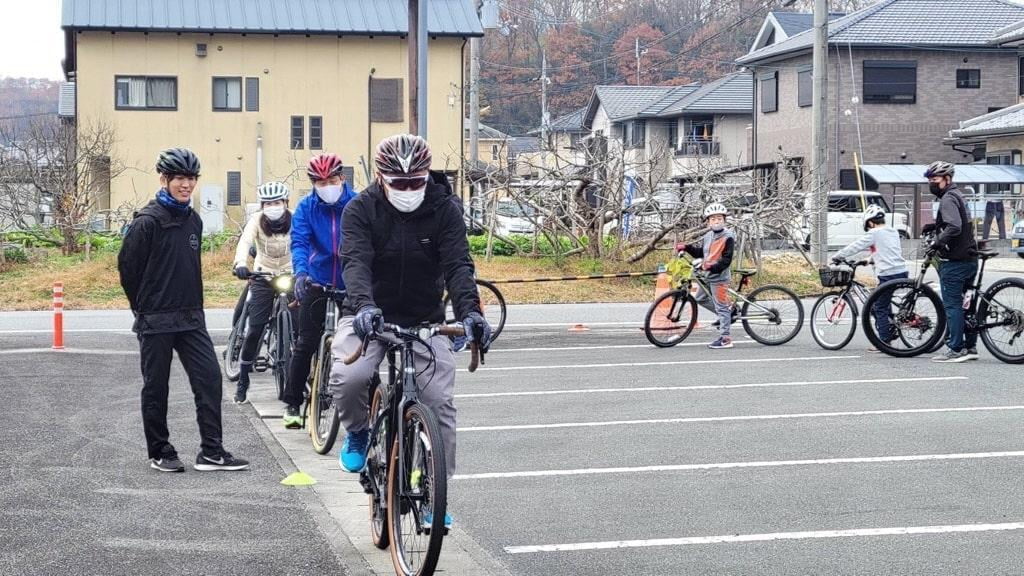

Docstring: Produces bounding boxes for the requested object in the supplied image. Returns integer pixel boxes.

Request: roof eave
[949,126,1024,139]
[63,25,483,38]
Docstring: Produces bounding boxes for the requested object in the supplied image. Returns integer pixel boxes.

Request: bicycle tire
[741,285,804,346]
[862,280,945,357]
[978,277,1024,364]
[444,279,506,346]
[223,297,248,382]
[810,292,858,351]
[309,336,341,454]
[367,377,390,550]
[388,402,447,576]
[642,289,697,347]
[273,304,293,400]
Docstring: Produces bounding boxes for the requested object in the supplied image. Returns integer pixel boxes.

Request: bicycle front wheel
[643,289,697,348]
[388,403,447,576]
[309,337,341,454]
[810,292,858,350]
[444,279,506,346]
[862,280,945,357]
[272,305,293,400]
[978,277,1024,364]
[367,377,390,550]
[741,285,804,345]
[223,308,247,382]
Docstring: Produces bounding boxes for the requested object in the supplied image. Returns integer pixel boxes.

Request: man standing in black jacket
[924,161,979,363]
[118,148,249,472]
[330,135,488,528]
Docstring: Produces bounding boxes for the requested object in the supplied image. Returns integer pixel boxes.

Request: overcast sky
[0,0,65,80]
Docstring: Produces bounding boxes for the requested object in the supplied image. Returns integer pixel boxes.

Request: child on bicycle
[830,205,908,349]
[231,181,293,404]
[678,202,736,349]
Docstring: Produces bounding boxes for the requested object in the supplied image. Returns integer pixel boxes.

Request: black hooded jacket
[341,171,479,327]
[931,184,977,262]
[118,199,207,334]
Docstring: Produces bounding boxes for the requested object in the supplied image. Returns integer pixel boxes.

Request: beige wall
[466,137,509,169]
[75,31,466,225]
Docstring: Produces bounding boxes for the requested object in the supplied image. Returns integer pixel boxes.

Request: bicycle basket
[665,258,693,288]
[818,266,852,288]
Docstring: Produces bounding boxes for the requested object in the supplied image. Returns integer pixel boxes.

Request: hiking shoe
[708,336,733,349]
[965,347,979,361]
[931,348,970,363]
[283,405,303,429]
[233,383,249,404]
[193,451,250,471]
[422,511,453,533]
[150,456,184,473]
[340,429,370,472]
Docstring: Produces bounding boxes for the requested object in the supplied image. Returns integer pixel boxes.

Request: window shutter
[370,78,403,123]
[245,77,259,111]
[227,171,241,205]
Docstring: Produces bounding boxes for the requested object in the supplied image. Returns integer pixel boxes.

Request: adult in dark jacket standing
[118,148,249,472]
[924,161,979,363]
[330,135,489,528]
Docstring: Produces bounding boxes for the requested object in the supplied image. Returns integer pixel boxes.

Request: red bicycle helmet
[307,153,344,182]
[374,134,432,176]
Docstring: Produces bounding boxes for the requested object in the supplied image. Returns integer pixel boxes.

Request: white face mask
[387,186,427,213]
[263,205,286,221]
[315,184,343,204]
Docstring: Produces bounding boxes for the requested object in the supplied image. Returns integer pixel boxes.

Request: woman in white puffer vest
[230,181,293,403]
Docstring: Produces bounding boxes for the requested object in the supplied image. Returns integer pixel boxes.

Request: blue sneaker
[708,336,733,349]
[421,511,453,531]
[450,335,468,353]
[339,429,370,472]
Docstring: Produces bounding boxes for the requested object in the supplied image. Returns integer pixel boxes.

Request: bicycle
[306,284,347,454]
[345,323,482,576]
[443,278,505,345]
[643,252,805,347]
[863,244,1024,363]
[223,272,296,399]
[809,258,871,350]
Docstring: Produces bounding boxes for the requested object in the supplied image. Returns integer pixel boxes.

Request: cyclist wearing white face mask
[231,181,294,404]
[280,153,357,427]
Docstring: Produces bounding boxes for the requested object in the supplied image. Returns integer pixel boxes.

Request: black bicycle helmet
[374,134,432,176]
[156,147,201,177]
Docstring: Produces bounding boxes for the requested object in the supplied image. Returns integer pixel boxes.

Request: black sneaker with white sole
[151,456,185,473]
[193,451,250,471]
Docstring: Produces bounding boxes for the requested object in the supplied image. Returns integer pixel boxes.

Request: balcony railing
[674,138,720,157]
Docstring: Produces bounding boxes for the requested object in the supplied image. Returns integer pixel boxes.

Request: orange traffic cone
[651,265,680,332]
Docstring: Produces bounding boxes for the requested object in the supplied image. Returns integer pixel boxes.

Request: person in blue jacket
[281,153,356,427]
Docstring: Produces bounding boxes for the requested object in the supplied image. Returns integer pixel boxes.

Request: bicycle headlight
[272,274,295,294]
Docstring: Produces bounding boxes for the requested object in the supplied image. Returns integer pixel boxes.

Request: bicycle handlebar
[343,323,481,373]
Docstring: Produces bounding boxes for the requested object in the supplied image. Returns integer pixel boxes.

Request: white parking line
[457,405,1024,432]
[484,341,756,353]
[452,450,1024,480]
[0,328,232,334]
[460,355,858,373]
[0,348,139,356]
[503,522,1024,554]
[454,376,969,399]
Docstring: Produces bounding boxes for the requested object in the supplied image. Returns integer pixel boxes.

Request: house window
[212,77,242,111]
[760,71,778,113]
[863,61,916,104]
[245,77,259,111]
[491,144,499,161]
[1019,57,1024,96]
[290,116,304,150]
[797,68,813,107]
[625,120,646,148]
[839,169,860,190]
[786,157,805,191]
[115,76,177,110]
[569,132,583,149]
[309,116,323,150]
[667,122,678,152]
[227,171,241,206]
[956,69,981,89]
[370,78,404,122]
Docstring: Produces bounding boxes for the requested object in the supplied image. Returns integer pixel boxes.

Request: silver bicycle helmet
[256,181,290,203]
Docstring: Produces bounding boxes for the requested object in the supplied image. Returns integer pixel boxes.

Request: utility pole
[469,1,481,167]
[540,49,549,150]
[635,38,641,85]
[408,0,428,136]
[810,0,829,266]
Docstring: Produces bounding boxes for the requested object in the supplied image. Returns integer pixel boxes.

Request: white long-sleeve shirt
[833,226,907,278]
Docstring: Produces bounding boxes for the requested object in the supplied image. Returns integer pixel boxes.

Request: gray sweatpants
[694,281,732,337]
[329,317,459,477]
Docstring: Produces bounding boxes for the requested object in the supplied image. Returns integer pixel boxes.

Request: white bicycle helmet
[256,181,290,203]
[702,202,728,220]
[862,204,886,231]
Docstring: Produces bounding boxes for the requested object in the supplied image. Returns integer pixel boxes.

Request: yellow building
[61,0,482,231]
[463,118,511,173]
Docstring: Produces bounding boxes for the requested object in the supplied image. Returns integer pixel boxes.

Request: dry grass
[0,245,833,311]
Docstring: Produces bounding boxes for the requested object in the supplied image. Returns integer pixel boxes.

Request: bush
[202,230,238,252]
[3,246,29,263]
[467,234,583,257]
[1,228,63,248]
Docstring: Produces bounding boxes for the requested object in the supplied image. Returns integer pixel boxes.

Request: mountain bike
[223,272,296,398]
[306,284,347,454]
[644,252,804,347]
[346,323,482,576]
[863,245,1024,363]
[809,258,871,350]
[443,278,505,345]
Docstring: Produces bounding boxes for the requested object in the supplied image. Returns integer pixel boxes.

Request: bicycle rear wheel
[272,306,293,400]
[643,289,697,347]
[978,277,1024,364]
[444,279,506,345]
[367,377,390,550]
[388,402,447,576]
[309,337,341,454]
[862,280,945,357]
[741,285,804,345]
[810,292,857,351]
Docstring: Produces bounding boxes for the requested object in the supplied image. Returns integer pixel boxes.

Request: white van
[794,191,910,249]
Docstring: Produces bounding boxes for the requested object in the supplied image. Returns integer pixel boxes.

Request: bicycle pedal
[358,471,374,495]
[253,358,269,372]
[422,525,450,536]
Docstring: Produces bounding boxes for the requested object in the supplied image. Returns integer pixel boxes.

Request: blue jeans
[873,272,909,342]
[939,259,979,352]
